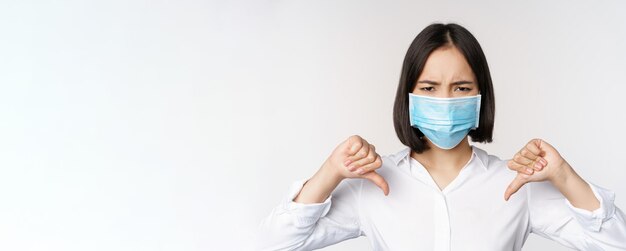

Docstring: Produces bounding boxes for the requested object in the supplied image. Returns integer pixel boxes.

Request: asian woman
[256,23,626,251]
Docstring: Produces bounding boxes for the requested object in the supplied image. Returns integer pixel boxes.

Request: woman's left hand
[504,138,572,201]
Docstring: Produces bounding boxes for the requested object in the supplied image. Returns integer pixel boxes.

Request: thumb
[504,173,529,201]
[362,171,389,196]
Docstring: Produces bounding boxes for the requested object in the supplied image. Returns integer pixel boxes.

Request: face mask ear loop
[474,94,481,129]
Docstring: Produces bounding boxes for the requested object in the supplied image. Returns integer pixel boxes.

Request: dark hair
[393,23,495,153]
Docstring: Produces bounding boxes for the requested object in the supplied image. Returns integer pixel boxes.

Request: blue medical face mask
[408,93,481,150]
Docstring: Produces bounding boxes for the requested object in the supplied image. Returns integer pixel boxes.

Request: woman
[256,23,626,250]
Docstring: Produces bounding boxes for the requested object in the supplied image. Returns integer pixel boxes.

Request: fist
[504,138,569,201]
[326,135,389,195]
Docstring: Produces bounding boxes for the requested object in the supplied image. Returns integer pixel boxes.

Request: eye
[455,87,472,92]
[420,87,435,92]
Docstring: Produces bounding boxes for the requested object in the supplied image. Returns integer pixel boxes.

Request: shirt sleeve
[255,178,364,250]
[528,180,626,250]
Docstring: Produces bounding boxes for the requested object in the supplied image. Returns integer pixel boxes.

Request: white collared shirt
[257,146,626,250]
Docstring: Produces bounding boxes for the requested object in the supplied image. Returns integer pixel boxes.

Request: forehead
[418,46,476,81]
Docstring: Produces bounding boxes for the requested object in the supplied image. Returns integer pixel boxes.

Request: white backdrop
[1,0,625,250]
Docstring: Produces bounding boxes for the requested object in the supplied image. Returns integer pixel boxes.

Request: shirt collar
[390,145,490,171]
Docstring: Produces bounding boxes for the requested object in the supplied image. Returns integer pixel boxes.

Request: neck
[410,137,473,171]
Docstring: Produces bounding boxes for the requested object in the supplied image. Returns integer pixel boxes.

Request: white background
[1,0,625,250]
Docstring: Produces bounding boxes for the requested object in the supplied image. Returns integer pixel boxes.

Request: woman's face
[412,45,479,98]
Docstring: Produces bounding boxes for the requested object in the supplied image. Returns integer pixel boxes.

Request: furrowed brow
[451,81,474,85]
[416,80,440,85]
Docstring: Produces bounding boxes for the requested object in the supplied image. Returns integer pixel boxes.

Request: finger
[525,140,543,156]
[350,139,369,160]
[530,138,544,152]
[349,144,377,171]
[363,171,389,196]
[346,144,370,170]
[345,136,364,155]
[515,151,543,171]
[355,155,382,174]
[507,160,534,175]
[504,173,530,201]
[519,147,539,161]
[513,152,544,171]
[526,139,548,168]
[525,141,548,166]
[524,142,547,167]
[512,153,533,166]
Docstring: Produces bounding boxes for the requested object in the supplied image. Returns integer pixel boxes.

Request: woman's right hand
[325,135,389,195]
[294,135,389,204]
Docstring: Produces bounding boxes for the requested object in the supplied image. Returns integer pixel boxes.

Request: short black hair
[393,23,495,153]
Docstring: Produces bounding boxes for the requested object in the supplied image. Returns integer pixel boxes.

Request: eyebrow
[416,80,474,85]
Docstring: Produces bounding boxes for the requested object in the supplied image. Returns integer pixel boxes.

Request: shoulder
[472,146,516,179]
[375,147,413,176]
[380,147,411,166]
[472,146,506,167]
